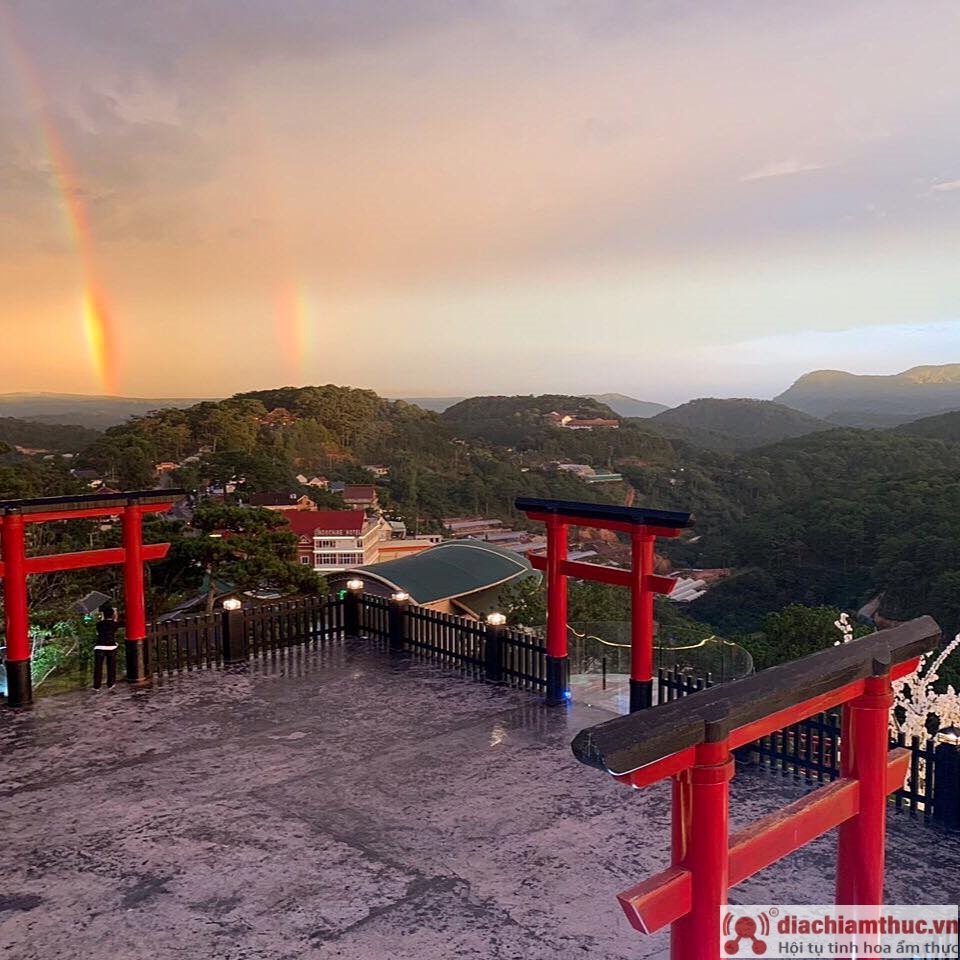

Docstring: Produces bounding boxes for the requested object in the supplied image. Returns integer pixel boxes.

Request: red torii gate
[515,498,693,709]
[1,490,184,707]
[571,616,941,960]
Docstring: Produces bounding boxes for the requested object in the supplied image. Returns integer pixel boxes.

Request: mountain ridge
[0,392,214,430]
[651,397,832,450]
[775,363,960,426]
[587,393,669,418]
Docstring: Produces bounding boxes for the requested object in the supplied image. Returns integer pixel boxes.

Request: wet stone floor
[1,638,958,959]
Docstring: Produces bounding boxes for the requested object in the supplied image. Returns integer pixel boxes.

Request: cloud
[931,178,960,192]
[741,159,827,182]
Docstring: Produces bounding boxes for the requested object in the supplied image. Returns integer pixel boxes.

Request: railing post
[835,671,893,905]
[221,600,248,664]
[485,613,506,683]
[388,592,409,652]
[344,579,363,638]
[1,511,32,708]
[934,730,960,831]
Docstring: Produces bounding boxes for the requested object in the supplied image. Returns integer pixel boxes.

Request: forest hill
[2,385,960,690]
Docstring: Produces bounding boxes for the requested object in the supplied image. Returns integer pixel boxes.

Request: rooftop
[245,491,314,507]
[285,509,367,537]
[1,641,955,959]
[350,538,535,604]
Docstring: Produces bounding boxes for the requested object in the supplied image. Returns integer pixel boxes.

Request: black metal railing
[500,626,548,692]
[752,710,842,784]
[146,593,549,693]
[657,668,712,703]
[147,612,222,674]
[244,595,343,657]
[359,594,390,640]
[405,606,485,674]
[657,668,941,823]
[354,596,549,693]
[147,594,344,674]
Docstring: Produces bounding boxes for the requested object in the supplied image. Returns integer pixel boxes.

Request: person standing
[93,604,122,690]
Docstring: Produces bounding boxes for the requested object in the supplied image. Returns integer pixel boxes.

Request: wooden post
[630,530,656,711]
[485,614,506,683]
[545,516,569,705]
[670,734,733,959]
[388,593,409,652]
[835,671,893,905]
[344,582,362,638]
[1,512,31,707]
[122,503,149,684]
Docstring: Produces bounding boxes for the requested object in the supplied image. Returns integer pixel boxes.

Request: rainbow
[274,283,314,384]
[1,7,120,394]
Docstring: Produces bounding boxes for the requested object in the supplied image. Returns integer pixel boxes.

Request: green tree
[179,503,323,613]
[741,604,867,671]
[501,577,546,627]
[928,572,960,638]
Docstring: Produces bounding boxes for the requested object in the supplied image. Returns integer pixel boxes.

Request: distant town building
[70,468,104,489]
[443,517,504,536]
[552,463,623,483]
[342,484,379,511]
[361,464,390,478]
[285,510,381,571]
[668,578,708,602]
[584,472,623,484]
[443,517,546,555]
[374,533,443,562]
[256,408,299,427]
[556,463,595,477]
[295,474,330,489]
[284,510,437,571]
[328,539,539,619]
[244,492,317,512]
[545,411,620,430]
[563,418,619,430]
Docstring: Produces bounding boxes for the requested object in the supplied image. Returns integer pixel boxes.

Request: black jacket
[95,619,121,648]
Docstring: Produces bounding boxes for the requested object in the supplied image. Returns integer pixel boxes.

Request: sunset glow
[1,2,960,401]
[1,3,121,394]
[273,284,314,385]
[81,287,118,395]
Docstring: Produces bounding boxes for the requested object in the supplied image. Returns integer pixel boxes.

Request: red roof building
[342,484,379,510]
[283,510,382,572]
[246,492,317,511]
[285,510,365,538]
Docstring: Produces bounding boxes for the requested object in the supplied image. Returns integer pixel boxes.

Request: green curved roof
[355,539,535,604]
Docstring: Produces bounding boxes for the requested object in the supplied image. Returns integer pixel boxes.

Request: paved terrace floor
[1,639,958,960]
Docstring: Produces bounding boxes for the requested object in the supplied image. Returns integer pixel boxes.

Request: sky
[2,0,960,405]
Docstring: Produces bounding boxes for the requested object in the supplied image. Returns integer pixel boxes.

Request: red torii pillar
[515,498,693,709]
[570,617,940,960]
[1,490,183,707]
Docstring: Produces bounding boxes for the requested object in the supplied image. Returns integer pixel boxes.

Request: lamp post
[485,612,507,683]
[344,578,363,638]
[934,724,960,831]
[938,724,960,745]
[388,591,409,652]
[221,597,247,664]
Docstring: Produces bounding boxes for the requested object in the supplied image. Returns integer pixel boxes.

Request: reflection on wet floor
[1,638,957,960]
